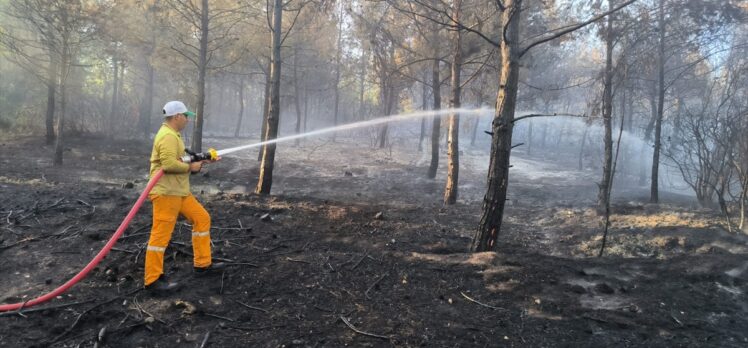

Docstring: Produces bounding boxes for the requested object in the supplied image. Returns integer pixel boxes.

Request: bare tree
[597,0,617,212]
[256,0,307,194]
[256,0,284,195]
[472,0,636,252]
[1,0,93,165]
[443,0,462,205]
[164,0,246,152]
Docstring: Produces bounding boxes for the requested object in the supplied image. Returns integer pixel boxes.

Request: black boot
[193,262,228,276]
[145,276,180,293]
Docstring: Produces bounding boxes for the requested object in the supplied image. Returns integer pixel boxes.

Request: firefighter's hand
[202,156,221,164]
[189,161,203,173]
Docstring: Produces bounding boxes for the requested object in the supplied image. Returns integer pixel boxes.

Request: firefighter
[144,101,224,292]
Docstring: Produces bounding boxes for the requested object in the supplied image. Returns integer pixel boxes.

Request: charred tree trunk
[358,49,367,121]
[597,5,614,213]
[444,0,462,205]
[332,3,343,141]
[234,76,245,137]
[378,85,392,148]
[419,75,428,151]
[259,60,271,161]
[293,45,303,146]
[579,124,589,171]
[45,51,58,145]
[470,91,481,147]
[472,0,521,251]
[191,0,209,152]
[650,0,666,203]
[527,121,533,156]
[303,86,309,132]
[256,0,282,195]
[140,55,154,140]
[427,58,441,179]
[109,55,119,133]
[53,37,70,166]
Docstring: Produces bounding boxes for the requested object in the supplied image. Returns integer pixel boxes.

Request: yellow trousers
[144,194,212,286]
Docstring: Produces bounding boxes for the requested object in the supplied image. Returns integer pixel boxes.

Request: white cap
[162,101,195,117]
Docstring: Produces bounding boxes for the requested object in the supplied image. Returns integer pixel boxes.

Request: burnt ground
[0,134,747,348]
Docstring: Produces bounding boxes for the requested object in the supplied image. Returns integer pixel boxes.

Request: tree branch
[519,0,637,58]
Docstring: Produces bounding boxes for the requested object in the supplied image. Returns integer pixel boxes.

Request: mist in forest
[0,0,745,227]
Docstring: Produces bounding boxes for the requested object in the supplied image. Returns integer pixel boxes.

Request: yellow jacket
[149,123,191,196]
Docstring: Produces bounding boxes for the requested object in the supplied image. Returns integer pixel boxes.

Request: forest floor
[0,133,747,347]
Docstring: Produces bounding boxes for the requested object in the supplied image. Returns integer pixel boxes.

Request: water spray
[0,107,491,312]
[212,107,489,160]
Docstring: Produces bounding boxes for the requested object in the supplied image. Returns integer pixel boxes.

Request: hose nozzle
[182,148,217,163]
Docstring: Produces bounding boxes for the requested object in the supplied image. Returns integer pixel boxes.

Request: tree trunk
[259,60,271,160]
[378,87,390,148]
[53,38,70,166]
[427,58,441,179]
[419,76,428,151]
[45,52,57,145]
[293,45,303,146]
[444,0,462,205]
[235,76,245,137]
[472,0,522,252]
[579,124,588,171]
[378,66,393,149]
[304,86,309,132]
[378,77,393,148]
[109,55,119,134]
[256,0,283,195]
[217,77,225,121]
[597,4,614,212]
[192,0,209,152]
[470,91,481,147]
[332,3,343,141]
[650,0,666,203]
[527,121,533,156]
[140,56,154,140]
[359,48,367,121]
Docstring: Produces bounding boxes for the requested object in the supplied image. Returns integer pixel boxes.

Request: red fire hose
[0,169,164,312]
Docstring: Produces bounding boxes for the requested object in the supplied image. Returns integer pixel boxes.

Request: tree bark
[45,51,57,145]
[192,0,209,152]
[527,121,533,156]
[259,59,271,160]
[140,56,154,140]
[378,86,391,148]
[418,75,428,151]
[303,85,309,132]
[444,0,462,205]
[472,0,522,252]
[293,45,303,146]
[427,58,441,179]
[470,91,482,146]
[53,36,70,166]
[358,48,367,121]
[234,76,245,137]
[256,0,283,195]
[650,0,666,203]
[332,3,343,141]
[597,1,614,213]
[109,55,119,134]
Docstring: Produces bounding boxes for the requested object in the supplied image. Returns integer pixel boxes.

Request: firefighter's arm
[158,135,191,174]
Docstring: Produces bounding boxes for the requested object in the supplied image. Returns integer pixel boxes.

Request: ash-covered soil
[0,134,746,347]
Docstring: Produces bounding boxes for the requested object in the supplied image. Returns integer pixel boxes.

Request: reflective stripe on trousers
[144,194,212,286]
